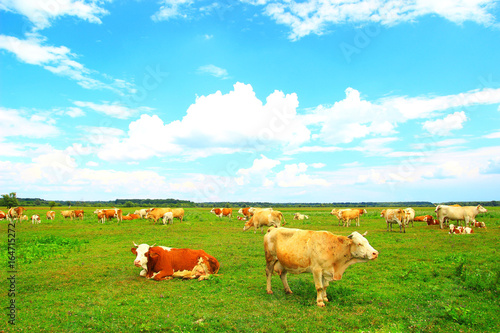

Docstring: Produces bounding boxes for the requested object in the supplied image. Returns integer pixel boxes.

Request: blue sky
[1,0,500,203]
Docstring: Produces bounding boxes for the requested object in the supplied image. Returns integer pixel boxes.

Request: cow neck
[332,239,359,280]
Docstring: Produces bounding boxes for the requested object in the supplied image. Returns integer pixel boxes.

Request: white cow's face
[348,232,379,261]
[477,205,487,213]
[132,244,151,270]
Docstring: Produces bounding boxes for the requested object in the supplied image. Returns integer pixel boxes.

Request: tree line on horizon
[1,193,499,209]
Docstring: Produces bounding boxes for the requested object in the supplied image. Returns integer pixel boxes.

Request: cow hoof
[267,290,273,295]
[317,302,326,307]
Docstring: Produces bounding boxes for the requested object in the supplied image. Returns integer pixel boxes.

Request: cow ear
[131,248,137,254]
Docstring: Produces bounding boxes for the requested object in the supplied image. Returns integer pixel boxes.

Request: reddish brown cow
[122,214,141,221]
[132,244,220,281]
[0,210,6,220]
[74,210,84,220]
[94,208,123,223]
[238,207,251,219]
[46,211,56,220]
[210,208,232,219]
[8,207,26,221]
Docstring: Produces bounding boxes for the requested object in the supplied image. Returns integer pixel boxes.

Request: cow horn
[362,231,368,237]
[133,242,139,247]
[150,243,156,248]
[347,234,353,239]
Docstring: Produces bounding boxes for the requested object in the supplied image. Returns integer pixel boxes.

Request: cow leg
[265,255,278,294]
[279,269,292,294]
[312,268,326,307]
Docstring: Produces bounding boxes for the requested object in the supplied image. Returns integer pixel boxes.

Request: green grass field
[2,206,499,332]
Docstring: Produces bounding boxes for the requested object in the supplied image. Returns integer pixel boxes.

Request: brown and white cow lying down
[264,227,378,307]
[131,243,220,281]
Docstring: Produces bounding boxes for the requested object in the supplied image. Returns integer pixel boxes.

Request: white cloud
[0,34,135,94]
[0,107,59,139]
[422,111,468,136]
[65,107,85,118]
[484,131,500,139]
[97,82,310,161]
[151,0,194,21]
[307,87,397,145]
[258,0,498,40]
[236,154,281,186]
[73,101,153,119]
[0,0,109,30]
[275,162,329,187]
[197,64,229,79]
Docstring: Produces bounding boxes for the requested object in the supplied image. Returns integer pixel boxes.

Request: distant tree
[34,199,41,206]
[1,192,19,208]
[49,201,56,210]
[124,201,134,208]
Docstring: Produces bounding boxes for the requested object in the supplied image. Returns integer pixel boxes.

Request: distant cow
[238,207,252,219]
[403,208,415,227]
[74,210,84,220]
[131,243,220,281]
[7,207,26,222]
[134,208,153,218]
[31,214,41,224]
[46,211,56,220]
[210,208,232,219]
[472,221,487,228]
[147,208,184,224]
[338,209,367,227]
[162,212,174,225]
[435,205,487,229]
[93,208,123,223]
[381,209,406,233]
[293,213,309,220]
[243,210,284,233]
[122,214,141,221]
[449,224,474,234]
[264,228,378,307]
[61,210,76,220]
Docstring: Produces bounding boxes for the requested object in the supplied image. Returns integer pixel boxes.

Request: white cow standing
[435,205,487,229]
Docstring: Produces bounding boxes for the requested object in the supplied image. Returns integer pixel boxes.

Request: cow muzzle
[134,260,142,267]
[371,251,379,260]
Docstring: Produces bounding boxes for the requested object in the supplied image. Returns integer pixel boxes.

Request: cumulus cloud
[306,87,397,145]
[422,111,468,136]
[97,82,310,161]
[236,154,281,186]
[0,107,59,139]
[275,162,329,187]
[259,0,498,40]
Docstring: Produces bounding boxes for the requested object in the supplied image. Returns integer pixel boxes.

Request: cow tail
[280,212,286,226]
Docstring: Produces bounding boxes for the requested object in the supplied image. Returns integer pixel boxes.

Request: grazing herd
[0,203,490,306]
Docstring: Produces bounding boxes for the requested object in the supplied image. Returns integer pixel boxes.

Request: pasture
[2,206,499,332]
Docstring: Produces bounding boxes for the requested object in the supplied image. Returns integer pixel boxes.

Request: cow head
[131,242,156,270]
[347,231,378,261]
[242,217,254,232]
[477,205,488,214]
